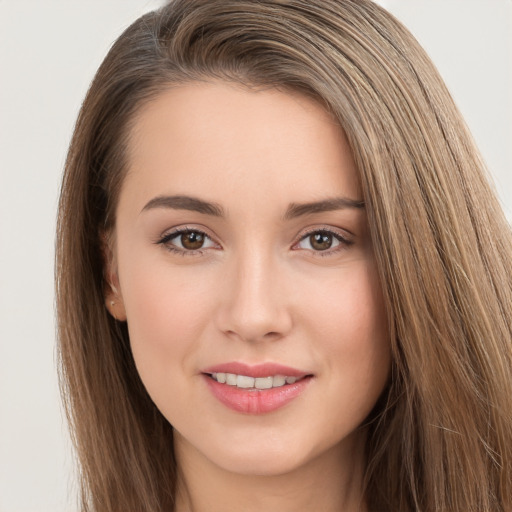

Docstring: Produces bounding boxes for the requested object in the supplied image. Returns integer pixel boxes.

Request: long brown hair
[56,1,512,510]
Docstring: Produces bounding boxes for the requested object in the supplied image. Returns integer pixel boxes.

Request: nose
[215,248,293,343]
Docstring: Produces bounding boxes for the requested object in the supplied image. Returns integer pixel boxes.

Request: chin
[203,438,314,477]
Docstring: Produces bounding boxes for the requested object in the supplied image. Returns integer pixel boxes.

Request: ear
[105,286,127,322]
[101,231,127,322]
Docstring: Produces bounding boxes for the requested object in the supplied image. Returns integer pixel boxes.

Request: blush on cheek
[123,267,215,375]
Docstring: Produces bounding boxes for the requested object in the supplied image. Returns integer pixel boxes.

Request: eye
[158,228,218,254]
[295,229,351,253]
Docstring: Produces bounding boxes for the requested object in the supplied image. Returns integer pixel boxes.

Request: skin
[106,81,390,512]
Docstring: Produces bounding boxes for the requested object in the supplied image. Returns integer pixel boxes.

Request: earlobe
[101,230,127,322]
[105,292,127,322]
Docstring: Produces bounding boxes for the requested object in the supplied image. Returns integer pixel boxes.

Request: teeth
[210,373,303,389]
[236,375,255,388]
[273,375,286,387]
[255,376,273,389]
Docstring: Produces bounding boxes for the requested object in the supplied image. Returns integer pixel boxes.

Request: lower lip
[203,375,312,414]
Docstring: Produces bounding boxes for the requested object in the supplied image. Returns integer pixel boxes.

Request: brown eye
[295,229,348,253]
[309,232,333,251]
[158,228,217,253]
[181,231,205,250]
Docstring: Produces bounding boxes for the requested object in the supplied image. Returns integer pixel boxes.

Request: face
[107,81,390,476]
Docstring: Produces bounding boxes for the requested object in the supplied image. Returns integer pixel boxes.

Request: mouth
[207,372,307,390]
[201,362,314,414]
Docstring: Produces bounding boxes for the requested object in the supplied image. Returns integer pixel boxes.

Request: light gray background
[0,1,510,511]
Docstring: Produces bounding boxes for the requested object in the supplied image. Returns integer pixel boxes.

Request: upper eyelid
[158,225,216,241]
[296,225,353,242]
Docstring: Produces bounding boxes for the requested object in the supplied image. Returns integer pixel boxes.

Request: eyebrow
[284,197,365,219]
[140,194,365,218]
[141,195,224,216]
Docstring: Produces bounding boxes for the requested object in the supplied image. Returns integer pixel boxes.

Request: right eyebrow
[284,197,365,220]
[140,195,225,217]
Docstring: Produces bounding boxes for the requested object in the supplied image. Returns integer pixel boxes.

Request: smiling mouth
[203,367,314,413]
[207,372,310,390]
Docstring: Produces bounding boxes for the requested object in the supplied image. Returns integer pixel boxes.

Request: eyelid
[155,225,221,255]
[292,226,354,254]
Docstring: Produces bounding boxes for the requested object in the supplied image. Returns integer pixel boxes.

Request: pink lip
[202,362,309,379]
[201,362,313,414]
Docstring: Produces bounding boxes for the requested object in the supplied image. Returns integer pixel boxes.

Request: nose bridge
[218,242,292,342]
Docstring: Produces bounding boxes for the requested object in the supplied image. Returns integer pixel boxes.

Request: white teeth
[273,375,286,387]
[226,373,237,386]
[211,372,303,389]
[236,375,255,388]
[255,376,273,389]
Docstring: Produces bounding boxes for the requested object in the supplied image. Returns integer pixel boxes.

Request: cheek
[306,260,388,342]
[304,260,390,395]
[117,255,216,380]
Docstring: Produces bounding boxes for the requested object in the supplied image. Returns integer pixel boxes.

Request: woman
[56,0,512,510]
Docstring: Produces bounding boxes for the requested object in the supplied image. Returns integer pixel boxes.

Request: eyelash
[155,226,353,257]
[293,227,353,257]
[156,227,217,256]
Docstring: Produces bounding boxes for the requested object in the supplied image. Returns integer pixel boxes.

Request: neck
[174,430,368,512]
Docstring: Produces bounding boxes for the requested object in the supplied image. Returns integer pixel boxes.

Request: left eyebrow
[141,195,225,217]
[284,197,365,220]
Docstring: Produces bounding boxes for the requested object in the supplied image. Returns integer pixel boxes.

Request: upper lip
[202,362,311,379]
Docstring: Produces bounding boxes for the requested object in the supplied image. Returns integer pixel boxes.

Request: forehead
[122,81,361,213]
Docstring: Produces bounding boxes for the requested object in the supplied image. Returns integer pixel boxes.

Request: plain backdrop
[0,1,510,511]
